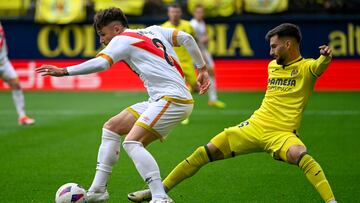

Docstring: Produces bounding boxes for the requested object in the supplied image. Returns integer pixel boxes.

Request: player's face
[168,7,182,24]
[269,35,289,65]
[193,7,204,20]
[97,22,123,46]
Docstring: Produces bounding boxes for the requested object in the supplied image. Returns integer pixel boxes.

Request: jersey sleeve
[66,57,110,75]
[97,36,130,65]
[176,30,206,68]
[66,36,130,75]
[307,55,332,77]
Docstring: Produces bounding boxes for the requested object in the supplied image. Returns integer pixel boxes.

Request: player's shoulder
[190,19,199,27]
[145,25,161,32]
[301,57,315,62]
[298,57,316,67]
[180,19,192,27]
[268,59,279,67]
[161,21,171,27]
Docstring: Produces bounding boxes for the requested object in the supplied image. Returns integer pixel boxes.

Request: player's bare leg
[87,109,136,202]
[285,144,336,203]
[5,77,35,125]
[123,125,173,203]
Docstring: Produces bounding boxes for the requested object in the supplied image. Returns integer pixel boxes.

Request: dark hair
[265,23,302,43]
[194,4,204,9]
[169,3,182,9]
[93,7,129,31]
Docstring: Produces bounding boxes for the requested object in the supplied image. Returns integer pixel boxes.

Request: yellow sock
[298,154,335,202]
[163,146,210,191]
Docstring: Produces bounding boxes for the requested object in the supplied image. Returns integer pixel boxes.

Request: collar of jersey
[282,56,303,69]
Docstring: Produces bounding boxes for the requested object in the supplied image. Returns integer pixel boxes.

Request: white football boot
[86,190,109,202]
[127,189,151,202]
[149,197,174,203]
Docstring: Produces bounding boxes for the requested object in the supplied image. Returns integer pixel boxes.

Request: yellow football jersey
[251,55,332,131]
[162,20,196,66]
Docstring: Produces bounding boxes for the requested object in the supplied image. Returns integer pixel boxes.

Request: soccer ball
[55,183,87,203]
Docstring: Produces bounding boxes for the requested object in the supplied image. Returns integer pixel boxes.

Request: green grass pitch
[0,91,359,202]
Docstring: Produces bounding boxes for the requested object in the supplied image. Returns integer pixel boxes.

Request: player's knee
[286,145,307,164]
[103,118,127,134]
[206,143,225,161]
[103,120,116,132]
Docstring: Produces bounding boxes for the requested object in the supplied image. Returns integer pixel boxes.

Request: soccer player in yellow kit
[128,23,337,202]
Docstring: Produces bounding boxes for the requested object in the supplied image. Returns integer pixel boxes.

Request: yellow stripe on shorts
[162,96,194,104]
[135,121,163,140]
[126,107,140,119]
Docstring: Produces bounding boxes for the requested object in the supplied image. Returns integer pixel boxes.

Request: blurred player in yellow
[0,22,35,125]
[128,23,337,202]
[190,5,226,108]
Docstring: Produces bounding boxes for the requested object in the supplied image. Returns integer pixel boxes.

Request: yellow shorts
[181,64,197,87]
[210,119,305,162]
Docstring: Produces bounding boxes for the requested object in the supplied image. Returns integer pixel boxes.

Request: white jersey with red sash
[97,25,192,102]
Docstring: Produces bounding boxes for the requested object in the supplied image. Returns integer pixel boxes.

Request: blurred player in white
[0,22,35,125]
[190,5,226,108]
[36,7,210,203]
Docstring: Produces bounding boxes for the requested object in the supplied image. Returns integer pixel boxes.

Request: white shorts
[0,57,17,80]
[127,96,194,139]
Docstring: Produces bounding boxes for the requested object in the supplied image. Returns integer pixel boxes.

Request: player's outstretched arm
[319,45,332,57]
[36,65,68,77]
[309,45,333,77]
[197,66,210,95]
[36,57,110,77]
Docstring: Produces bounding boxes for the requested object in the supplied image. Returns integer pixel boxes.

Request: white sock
[89,128,121,192]
[123,141,167,199]
[12,89,26,118]
[208,76,218,102]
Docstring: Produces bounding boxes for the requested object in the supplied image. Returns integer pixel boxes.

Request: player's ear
[285,40,292,49]
[113,23,123,34]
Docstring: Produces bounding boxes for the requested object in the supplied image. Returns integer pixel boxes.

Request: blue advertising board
[2,15,360,59]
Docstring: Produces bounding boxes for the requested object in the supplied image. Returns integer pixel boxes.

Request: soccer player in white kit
[0,22,35,125]
[36,7,210,203]
[190,5,226,108]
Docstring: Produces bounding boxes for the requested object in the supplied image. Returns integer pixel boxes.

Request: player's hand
[196,66,210,95]
[36,65,68,77]
[319,45,332,57]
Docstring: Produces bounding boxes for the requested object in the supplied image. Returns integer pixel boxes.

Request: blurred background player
[128,23,337,203]
[0,22,35,125]
[190,5,226,108]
